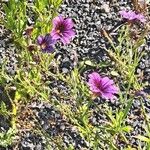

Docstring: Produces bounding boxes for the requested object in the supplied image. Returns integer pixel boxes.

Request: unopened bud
[25,26,33,36]
[27,44,36,51]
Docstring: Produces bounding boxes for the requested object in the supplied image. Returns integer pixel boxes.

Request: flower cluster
[119,10,146,23]
[37,15,75,53]
[87,72,118,100]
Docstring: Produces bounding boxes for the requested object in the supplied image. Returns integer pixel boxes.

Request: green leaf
[84,60,95,66]
[0,128,16,147]
[0,102,9,117]
[135,135,150,143]
[50,0,62,9]
[15,91,22,101]
[122,126,133,132]
[122,98,133,120]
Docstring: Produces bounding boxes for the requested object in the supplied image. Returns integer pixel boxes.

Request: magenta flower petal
[53,16,63,27]
[50,30,60,40]
[64,18,74,29]
[103,85,118,94]
[37,34,55,53]
[87,72,119,100]
[119,10,146,23]
[42,46,54,53]
[102,92,116,100]
[37,35,44,45]
[88,72,102,92]
[64,30,76,37]
[127,10,137,20]
[101,77,114,88]
[119,10,137,20]
[61,36,71,45]
[88,72,101,80]
[50,15,75,45]
[44,34,56,45]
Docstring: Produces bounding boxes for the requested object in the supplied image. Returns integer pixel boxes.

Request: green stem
[5,90,17,130]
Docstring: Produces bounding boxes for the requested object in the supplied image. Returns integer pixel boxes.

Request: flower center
[94,79,104,91]
[41,43,46,49]
[56,30,61,33]
[56,24,65,34]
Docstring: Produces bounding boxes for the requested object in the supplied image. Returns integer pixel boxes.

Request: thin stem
[5,89,17,130]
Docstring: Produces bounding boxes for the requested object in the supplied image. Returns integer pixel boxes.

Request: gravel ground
[0,0,150,149]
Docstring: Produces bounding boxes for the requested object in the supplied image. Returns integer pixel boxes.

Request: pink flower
[119,10,137,21]
[88,72,118,100]
[51,15,75,45]
[37,34,55,53]
[119,10,146,23]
